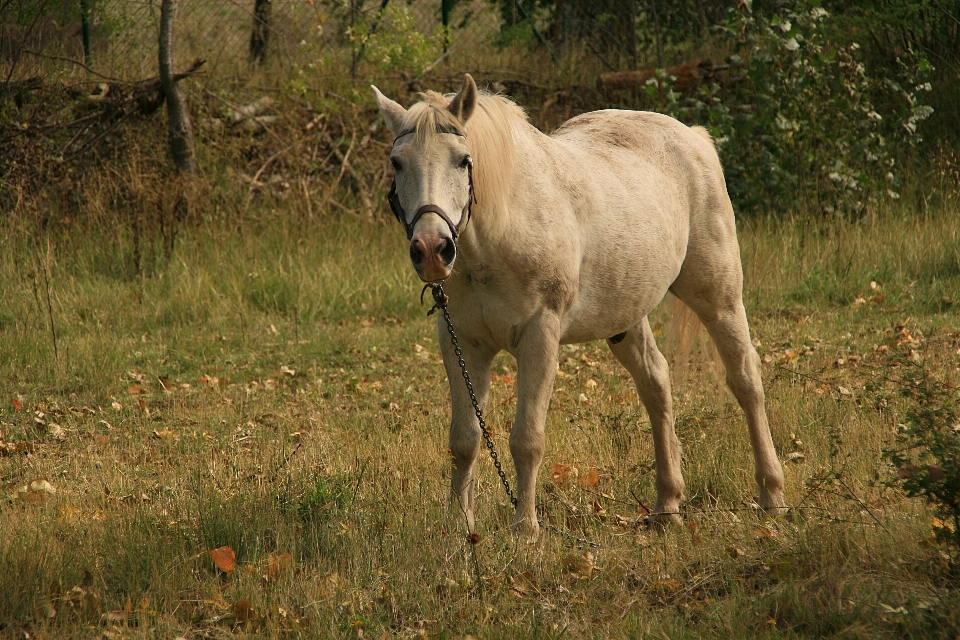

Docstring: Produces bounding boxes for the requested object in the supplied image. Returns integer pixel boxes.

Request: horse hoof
[643,510,683,530]
[512,517,540,543]
[758,492,787,514]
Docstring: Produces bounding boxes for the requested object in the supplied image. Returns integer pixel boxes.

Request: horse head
[372,74,478,282]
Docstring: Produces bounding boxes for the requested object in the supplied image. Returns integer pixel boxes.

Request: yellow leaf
[561,552,595,579]
[650,578,681,594]
[267,552,293,579]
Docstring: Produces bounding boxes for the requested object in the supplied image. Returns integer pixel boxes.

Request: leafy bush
[883,363,960,553]
[662,2,934,217]
[346,4,439,76]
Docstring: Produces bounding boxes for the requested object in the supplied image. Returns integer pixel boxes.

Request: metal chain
[428,284,517,508]
[428,283,600,549]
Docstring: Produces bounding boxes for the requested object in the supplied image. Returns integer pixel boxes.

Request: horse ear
[371,85,407,137]
[447,73,478,124]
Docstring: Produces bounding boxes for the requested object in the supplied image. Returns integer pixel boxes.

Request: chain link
[428,283,600,549]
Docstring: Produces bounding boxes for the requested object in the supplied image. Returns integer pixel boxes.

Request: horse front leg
[439,320,495,535]
[510,314,561,541]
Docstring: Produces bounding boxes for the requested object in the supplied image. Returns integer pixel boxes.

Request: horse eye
[391,158,402,171]
[459,156,471,169]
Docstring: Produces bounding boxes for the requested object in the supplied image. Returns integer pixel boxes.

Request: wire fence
[2,0,513,83]
[1,0,677,97]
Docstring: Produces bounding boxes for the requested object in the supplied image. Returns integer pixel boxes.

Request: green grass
[1,204,958,638]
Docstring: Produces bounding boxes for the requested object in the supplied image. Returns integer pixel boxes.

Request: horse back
[547,109,733,235]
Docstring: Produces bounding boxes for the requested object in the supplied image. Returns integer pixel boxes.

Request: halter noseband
[388,125,476,241]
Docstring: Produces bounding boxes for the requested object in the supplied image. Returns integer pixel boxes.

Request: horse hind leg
[607,317,684,526]
[670,273,786,512]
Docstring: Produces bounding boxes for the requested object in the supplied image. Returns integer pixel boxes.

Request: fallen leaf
[152,428,178,441]
[233,599,257,623]
[210,546,236,574]
[615,514,635,527]
[578,468,599,487]
[897,464,918,479]
[755,525,777,538]
[101,609,132,625]
[267,552,293,579]
[550,463,570,486]
[650,578,681,594]
[35,596,56,619]
[784,452,805,463]
[10,398,22,411]
[17,479,56,502]
[561,552,595,579]
[932,517,955,532]
[127,384,141,396]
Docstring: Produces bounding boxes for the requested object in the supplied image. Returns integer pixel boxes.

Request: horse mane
[401,89,526,238]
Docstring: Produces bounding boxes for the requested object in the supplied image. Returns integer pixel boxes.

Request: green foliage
[660,2,934,217]
[884,364,960,553]
[346,4,439,76]
[298,474,353,523]
[494,20,534,48]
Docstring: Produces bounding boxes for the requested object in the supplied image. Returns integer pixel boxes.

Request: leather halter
[388,125,476,241]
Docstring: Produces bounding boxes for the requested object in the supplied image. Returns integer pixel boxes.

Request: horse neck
[462,118,540,248]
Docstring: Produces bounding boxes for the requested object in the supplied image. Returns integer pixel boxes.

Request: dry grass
[2,6,960,636]
[0,202,958,638]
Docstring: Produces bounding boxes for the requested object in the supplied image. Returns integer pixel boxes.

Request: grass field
[0,199,958,638]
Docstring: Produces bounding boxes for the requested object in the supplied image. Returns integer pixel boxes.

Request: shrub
[346,4,439,77]
[883,361,960,554]
[662,1,934,217]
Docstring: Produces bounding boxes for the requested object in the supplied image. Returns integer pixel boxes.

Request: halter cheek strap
[388,125,476,241]
[388,161,474,241]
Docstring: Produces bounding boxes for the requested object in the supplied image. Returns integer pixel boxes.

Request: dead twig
[331,131,356,193]
[22,48,126,84]
[199,88,283,142]
[250,144,294,194]
[421,44,456,76]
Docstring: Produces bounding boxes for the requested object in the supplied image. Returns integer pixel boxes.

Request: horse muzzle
[410,228,457,282]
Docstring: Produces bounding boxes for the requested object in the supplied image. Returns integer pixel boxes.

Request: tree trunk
[159,0,197,174]
[250,0,271,64]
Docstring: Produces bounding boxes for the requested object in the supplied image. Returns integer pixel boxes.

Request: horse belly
[559,171,687,343]
[559,263,678,344]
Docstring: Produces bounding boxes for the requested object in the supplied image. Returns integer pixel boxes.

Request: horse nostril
[410,240,425,265]
[438,238,457,265]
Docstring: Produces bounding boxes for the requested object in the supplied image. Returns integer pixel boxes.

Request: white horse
[372,74,786,539]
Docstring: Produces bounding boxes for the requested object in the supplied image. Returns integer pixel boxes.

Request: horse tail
[661,294,724,391]
[690,125,714,146]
